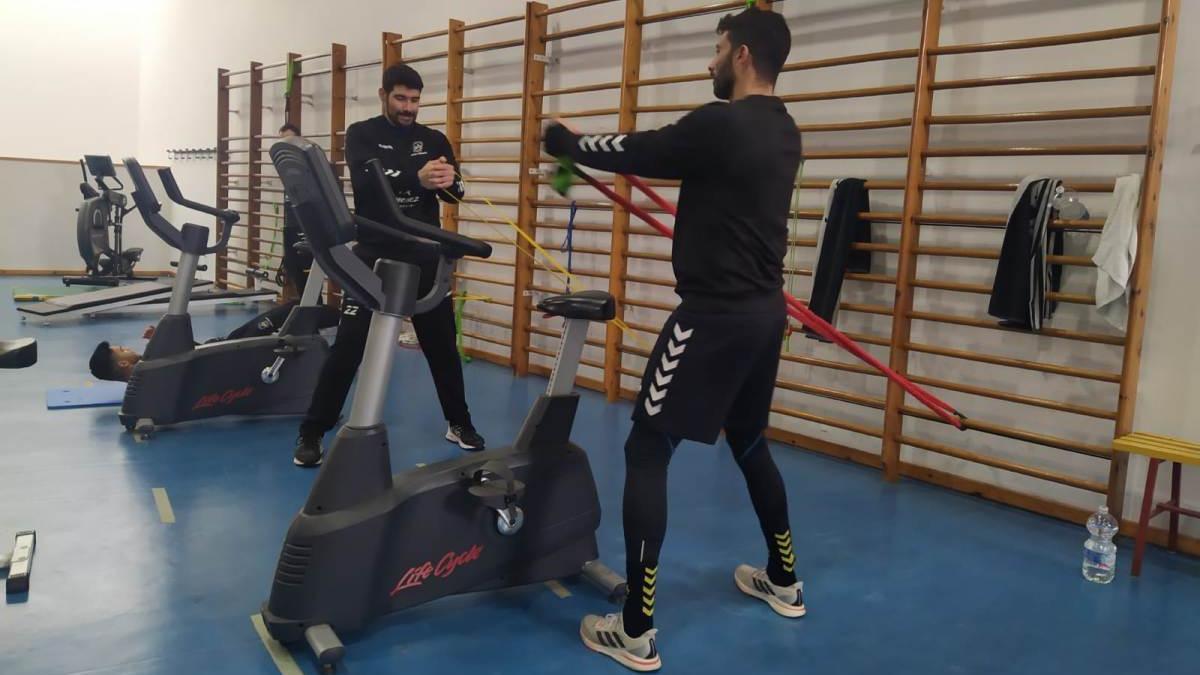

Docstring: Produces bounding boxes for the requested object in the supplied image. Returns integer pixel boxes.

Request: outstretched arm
[542,104,725,180]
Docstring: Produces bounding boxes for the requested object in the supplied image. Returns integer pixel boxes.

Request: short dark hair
[279,122,301,135]
[89,341,118,381]
[382,64,424,92]
[716,8,792,84]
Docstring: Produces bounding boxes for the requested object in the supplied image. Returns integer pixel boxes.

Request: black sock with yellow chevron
[622,554,660,639]
[727,428,797,588]
[621,422,677,638]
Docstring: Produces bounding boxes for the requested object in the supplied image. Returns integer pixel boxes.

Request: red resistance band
[574,166,966,430]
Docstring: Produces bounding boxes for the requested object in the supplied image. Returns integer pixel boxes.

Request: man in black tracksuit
[292,64,484,467]
[544,9,802,671]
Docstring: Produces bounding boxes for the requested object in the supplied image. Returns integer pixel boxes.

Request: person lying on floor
[88,301,339,382]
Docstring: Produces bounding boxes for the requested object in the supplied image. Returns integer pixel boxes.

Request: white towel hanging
[1092,174,1142,331]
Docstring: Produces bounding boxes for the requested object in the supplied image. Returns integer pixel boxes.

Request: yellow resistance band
[443,174,653,352]
[442,174,579,288]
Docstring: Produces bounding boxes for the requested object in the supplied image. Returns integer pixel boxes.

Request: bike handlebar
[123,158,238,255]
[365,159,492,260]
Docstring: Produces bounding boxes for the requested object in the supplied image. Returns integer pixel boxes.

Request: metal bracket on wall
[166,148,217,160]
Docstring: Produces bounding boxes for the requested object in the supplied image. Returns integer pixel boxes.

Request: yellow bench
[1113,432,1200,576]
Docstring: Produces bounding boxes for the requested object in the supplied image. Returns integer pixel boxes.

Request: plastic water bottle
[1053,186,1090,221]
[1082,505,1118,584]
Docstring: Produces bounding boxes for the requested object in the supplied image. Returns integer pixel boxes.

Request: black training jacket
[545,95,802,313]
[344,115,465,260]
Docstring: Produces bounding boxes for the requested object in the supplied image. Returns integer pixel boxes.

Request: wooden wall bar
[605,0,644,401]
[216,68,230,287]
[445,20,466,239]
[513,2,551,374]
[884,0,944,480]
[214,0,1181,533]
[1109,0,1180,519]
[246,61,264,288]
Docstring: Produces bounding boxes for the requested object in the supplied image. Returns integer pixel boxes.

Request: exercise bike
[118,159,331,435]
[64,155,154,287]
[261,139,625,668]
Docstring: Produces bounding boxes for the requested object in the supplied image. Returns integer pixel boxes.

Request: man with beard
[291,63,485,468]
[543,8,802,670]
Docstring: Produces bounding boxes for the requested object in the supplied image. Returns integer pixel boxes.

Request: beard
[390,109,417,126]
[711,56,735,100]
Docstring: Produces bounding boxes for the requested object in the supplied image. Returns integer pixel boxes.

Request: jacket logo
[383,169,402,178]
[411,141,424,155]
[378,144,394,150]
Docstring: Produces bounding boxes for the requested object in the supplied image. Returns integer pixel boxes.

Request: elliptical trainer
[64,155,153,287]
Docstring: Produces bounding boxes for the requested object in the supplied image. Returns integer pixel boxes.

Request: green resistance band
[454,293,472,363]
[285,61,296,111]
[552,156,576,197]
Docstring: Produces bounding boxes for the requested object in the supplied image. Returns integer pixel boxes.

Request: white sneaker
[734,564,806,618]
[579,612,661,672]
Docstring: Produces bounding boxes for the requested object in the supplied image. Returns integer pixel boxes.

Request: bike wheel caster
[497,506,524,536]
[305,624,344,670]
[134,420,155,439]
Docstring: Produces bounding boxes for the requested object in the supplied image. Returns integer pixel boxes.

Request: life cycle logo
[192,386,255,411]
[389,544,485,596]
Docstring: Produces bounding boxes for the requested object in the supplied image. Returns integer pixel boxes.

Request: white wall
[1126,0,1200,523]
[2,0,1196,534]
[0,0,143,161]
[0,0,153,273]
[0,158,178,271]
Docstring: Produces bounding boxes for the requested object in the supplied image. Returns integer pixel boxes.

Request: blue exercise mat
[46,381,127,409]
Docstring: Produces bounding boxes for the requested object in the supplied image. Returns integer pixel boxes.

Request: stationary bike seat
[537,290,615,322]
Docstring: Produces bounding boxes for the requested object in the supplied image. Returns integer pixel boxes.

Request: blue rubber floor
[1,276,1197,675]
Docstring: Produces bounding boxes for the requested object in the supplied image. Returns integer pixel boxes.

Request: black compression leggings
[620,421,796,637]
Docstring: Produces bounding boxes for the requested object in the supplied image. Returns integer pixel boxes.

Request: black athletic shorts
[632,299,787,444]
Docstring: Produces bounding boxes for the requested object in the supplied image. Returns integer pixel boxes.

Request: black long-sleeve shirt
[545,95,802,313]
[345,115,465,260]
